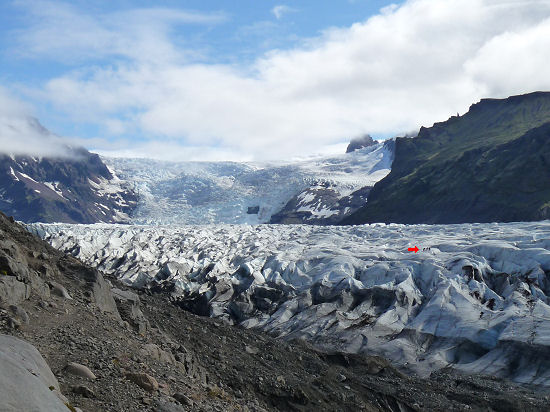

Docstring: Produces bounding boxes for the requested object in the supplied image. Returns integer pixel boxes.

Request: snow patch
[43,182,66,199]
[9,167,19,181]
[18,172,38,183]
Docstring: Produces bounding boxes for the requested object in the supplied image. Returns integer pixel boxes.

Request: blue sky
[1,0,550,160]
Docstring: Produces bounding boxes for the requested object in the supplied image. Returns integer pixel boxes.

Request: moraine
[28,221,550,386]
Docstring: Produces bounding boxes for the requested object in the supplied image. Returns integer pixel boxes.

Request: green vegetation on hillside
[344,92,550,224]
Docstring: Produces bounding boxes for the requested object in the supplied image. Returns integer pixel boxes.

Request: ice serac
[103,139,394,225]
[29,220,550,386]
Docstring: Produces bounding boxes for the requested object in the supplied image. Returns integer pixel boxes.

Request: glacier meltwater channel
[28,221,550,386]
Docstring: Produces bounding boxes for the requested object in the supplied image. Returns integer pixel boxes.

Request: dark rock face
[346,134,376,153]
[270,184,371,225]
[344,91,550,224]
[0,148,137,223]
[271,139,395,225]
[111,288,149,334]
[247,206,260,215]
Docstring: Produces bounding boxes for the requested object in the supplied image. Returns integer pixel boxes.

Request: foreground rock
[125,372,159,392]
[65,362,97,380]
[0,334,68,412]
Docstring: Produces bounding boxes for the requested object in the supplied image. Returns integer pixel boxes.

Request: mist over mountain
[0,89,73,159]
[2,92,550,227]
[346,134,376,153]
[0,116,137,223]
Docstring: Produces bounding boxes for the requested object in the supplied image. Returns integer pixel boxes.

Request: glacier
[28,220,550,386]
[101,141,393,225]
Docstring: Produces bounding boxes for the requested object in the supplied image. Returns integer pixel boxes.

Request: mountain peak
[346,134,376,153]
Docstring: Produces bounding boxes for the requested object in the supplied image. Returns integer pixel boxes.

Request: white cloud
[13,0,226,64]
[0,88,72,157]
[17,0,550,160]
[91,140,254,162]
[271,5,296,20]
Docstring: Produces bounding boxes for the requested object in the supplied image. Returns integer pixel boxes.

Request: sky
[1,0,550,161]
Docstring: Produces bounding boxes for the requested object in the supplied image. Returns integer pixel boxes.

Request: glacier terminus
[29,219,550,386]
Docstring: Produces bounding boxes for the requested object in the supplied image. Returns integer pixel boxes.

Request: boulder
[28,271,51,300]
[71,384,95,398]
[91,271,120,319]
[0,276,30,306]
[57,258,121,320]
[7,317,22,329]
[112,287,149,334]
[0,251,30,280]
[0,334,67,411]
[173,392,193,407]
[48,281,72,299]
[65,362,97,380]
[8,305,29,324]
[140,343,175,364]
[126,372,159,392]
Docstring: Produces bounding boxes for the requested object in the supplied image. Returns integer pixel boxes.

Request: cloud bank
[14,0,550,160]
[0,88,71,157]
[271,5,296,20]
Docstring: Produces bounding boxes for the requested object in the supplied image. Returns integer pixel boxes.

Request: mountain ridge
[0,117,137,224]
[343,91,550,224]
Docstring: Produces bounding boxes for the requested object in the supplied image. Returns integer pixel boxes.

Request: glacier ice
[101,142,393,225]
[28,220,550,385]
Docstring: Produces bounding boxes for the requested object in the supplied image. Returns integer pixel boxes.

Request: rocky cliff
[0,148,137,223]
[343,91,550,224]
[0,116,136,224]
[346,134,376,153]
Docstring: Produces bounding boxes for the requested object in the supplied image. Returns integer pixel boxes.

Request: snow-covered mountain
[102,139,394,225]
[0,116,137,223]
[0,150,137,224]
[29,220,550,386]
[0,112,393,225]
